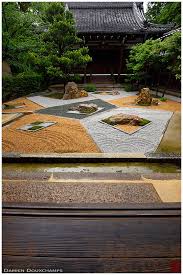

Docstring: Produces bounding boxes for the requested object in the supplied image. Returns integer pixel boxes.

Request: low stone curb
[2,152,181,164]
[2,113,25,127]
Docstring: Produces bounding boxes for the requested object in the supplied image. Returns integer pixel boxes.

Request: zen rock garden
[2,3,181,274]
[2,82,181,154]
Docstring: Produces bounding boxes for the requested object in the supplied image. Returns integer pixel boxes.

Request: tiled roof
[67,2,173,34]
[160,27,181,39]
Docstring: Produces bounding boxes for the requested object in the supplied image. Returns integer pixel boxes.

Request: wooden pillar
[117,46,124,82]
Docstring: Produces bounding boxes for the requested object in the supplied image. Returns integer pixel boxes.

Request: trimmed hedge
[84,83,96,93]
[2,72,43,102]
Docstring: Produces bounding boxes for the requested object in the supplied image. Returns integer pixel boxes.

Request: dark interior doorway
[87,49,120,74]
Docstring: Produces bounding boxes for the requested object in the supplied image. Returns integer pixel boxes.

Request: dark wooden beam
[2,202,181,273]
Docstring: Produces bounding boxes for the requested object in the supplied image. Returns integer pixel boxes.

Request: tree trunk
[156,71,160,97]
[162,73,171,97]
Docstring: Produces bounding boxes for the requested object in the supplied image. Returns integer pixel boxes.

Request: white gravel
[27,95,96,108]
[81,107,173,154]
[91,89,136,101]
[27,89,136,107]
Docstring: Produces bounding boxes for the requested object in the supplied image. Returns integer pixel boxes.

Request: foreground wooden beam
[2,202,181,273]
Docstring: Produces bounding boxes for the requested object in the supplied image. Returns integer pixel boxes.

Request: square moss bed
[67,107,104,116]
[18,121,56,132]
[100,117,151,135]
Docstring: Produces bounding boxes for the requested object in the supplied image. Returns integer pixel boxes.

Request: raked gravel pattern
[27,89,137,107]
[81,107,173,154]
[91,89,137,101]
[27,94,96,108]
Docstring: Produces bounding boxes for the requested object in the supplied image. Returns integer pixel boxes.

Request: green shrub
[84,83,96,93]
[2,72,43,102]
[159,97,167,102]
[123,83,134,92]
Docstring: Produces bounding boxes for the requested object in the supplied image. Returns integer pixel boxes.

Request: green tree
[146,2,181,27]
[2,2,43,73]
[30,2,92,85]
[126,32,181,91]
[127,39,163,85]
[161,32,181,80]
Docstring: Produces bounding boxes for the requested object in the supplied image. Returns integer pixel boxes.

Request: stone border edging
[2,113,25,127]
[2,152,181,164]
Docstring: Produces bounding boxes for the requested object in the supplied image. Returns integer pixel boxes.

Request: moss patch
[102,118,116,125]
[45,92,64,99]
[3,104,16,109]
[30,121,44,125]
[28,125,43,131]
[102,117,151,127]
[138,118,151,126]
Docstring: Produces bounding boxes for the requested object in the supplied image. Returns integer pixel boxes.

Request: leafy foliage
[2,2,44,73]
[2,2,92,100]
[2,72,43,102]
[146,2,181,26]
[30,3,92,83]
[161,32,181,80]
[126,32,181,86]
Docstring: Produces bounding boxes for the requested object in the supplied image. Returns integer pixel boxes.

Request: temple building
[67,2,173,82]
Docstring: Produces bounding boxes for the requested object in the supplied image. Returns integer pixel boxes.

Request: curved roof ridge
[67,2,143,9]
[132,2,145,29]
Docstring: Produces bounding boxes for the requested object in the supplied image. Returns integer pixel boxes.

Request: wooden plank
[3,256,181,273]
[3,203,181,272]
[3,202,181,210]
[3,215,180,258]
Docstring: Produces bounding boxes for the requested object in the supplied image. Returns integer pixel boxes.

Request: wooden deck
[3,202,181,273]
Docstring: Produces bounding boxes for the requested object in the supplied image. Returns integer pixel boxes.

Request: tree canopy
[2,2,92,83]
[126,2,181,89]
[31,3,91,83]
[2,2,43,73]
[146,2,181,27]
[127,32,181,86]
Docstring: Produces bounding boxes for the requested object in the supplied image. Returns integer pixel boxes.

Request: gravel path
[3,180,161,203]
[27,94,96,107]
[82,107,173,153]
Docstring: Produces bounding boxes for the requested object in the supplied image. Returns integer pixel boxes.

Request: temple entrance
[87,49,120,74]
